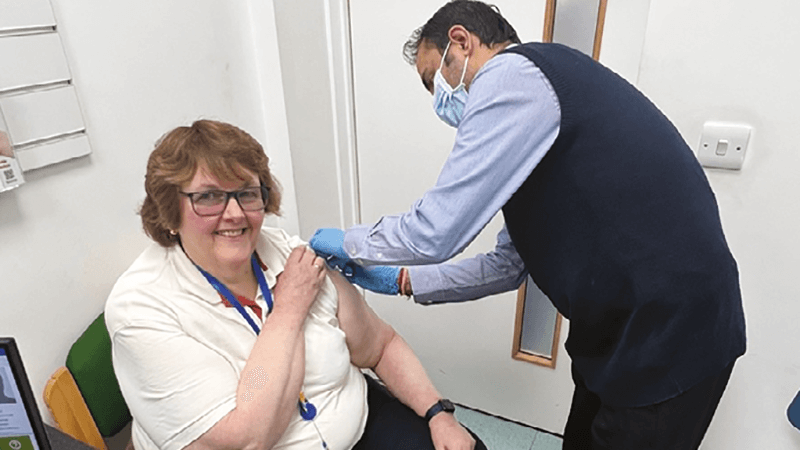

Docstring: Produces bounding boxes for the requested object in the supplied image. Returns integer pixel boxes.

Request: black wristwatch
[424,399,455,422]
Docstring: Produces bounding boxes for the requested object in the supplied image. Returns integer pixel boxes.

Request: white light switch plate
[697,122,751,170]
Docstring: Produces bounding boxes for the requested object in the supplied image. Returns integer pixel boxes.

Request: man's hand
[309,228,349,260]
[429,413,476,450]
[0,131,14,158]
[324,255,400,295]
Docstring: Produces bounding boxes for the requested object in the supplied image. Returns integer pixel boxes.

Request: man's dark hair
[403,0,521,65]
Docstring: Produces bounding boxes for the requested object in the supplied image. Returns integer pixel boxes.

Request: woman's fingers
[289,247,325,270]
[273,247,328,317]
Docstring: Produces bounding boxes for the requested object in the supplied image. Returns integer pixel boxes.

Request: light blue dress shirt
[344,49,561,303]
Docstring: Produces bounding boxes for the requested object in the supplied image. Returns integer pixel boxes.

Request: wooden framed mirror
[511,0,607,368]
[544,0,608,59]
[512,277,563,367]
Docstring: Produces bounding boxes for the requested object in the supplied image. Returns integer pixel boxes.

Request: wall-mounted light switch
[697,122,751,170]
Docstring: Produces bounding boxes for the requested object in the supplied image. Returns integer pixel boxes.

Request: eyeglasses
[180,185,269,217]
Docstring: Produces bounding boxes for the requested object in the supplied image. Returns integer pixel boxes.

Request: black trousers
[352,375,487,450]
[562,361,736,450]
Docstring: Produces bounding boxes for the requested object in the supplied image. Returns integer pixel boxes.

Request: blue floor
[455,405,563,450]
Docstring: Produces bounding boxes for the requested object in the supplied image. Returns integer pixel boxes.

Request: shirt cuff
[406,266,443,304]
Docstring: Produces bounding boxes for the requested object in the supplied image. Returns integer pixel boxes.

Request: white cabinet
[0,86,84,145]
[0,0,91,173]
[0,0,56,32]
[0,33,71,93]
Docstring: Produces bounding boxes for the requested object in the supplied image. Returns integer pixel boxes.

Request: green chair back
[65,313,131,437]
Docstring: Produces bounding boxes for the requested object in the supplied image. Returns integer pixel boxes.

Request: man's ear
[447,25,473,56]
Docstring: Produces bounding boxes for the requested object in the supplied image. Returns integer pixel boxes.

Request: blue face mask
[433,42,469,128]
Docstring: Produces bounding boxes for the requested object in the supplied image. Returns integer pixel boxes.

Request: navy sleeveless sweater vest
[501,43,745,406]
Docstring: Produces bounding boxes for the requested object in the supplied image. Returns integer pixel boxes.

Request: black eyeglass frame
[180,185,270,217]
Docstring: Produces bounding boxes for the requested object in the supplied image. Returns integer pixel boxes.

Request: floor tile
[455,406,541,450]
[530,431,563,450]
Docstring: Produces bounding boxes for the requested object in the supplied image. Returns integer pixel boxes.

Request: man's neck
[466,40,515,90]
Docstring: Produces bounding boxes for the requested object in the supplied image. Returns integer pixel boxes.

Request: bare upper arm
[330,269,396,368]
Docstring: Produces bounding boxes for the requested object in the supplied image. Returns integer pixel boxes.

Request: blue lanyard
[195,253,272,334]
[193,253,320,423]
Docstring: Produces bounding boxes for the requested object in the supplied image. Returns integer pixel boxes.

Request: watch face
[441,399,456,412]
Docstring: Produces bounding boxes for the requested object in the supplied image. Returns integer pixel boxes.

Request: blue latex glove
[309,228,349,260]
[324,255,400,295]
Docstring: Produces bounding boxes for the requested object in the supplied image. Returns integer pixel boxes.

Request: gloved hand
[309,228,349,260]
[321,254,355,275]
[325,255,400,295]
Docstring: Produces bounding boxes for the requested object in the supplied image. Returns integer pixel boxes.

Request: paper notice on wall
[0,118,24,193]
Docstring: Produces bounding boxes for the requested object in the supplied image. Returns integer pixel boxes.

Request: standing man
[310,1,746,448]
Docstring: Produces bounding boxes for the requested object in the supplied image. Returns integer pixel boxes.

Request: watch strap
[424,399,455,422]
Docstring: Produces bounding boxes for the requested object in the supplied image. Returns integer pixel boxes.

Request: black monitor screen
[0,338,50,450]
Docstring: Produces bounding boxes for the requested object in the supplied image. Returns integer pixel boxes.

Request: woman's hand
[430,413,476,450]
[271,246,327,320]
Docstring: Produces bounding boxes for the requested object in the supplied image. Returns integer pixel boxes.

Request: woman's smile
[178,165,265,278]
[215,227,248,237]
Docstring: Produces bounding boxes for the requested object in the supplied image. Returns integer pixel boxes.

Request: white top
[105,226,367,450]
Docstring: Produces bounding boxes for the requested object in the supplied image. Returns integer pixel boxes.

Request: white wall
[272,0,360,238]
[637,0,800,447]
[0,0,297,422]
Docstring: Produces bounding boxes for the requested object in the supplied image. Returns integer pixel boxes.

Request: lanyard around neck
[195,253,272,334]
[193,253,321,424]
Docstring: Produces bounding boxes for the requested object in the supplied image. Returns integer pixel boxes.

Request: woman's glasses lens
[185,186,267,216]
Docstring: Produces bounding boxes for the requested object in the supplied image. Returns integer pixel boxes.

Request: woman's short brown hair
[140,120,282,247]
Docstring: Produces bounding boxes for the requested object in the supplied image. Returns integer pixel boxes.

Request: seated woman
[105,120,486,450]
